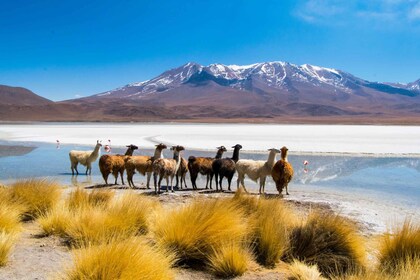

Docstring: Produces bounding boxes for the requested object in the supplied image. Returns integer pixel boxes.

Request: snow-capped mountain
[94,61,418,100]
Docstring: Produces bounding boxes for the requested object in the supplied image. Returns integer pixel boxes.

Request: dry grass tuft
[38,205,71,237]
[65,237,175,280]
[8,179,62,220]
[107,192,159,235]
[152,198,250,265]
[0,201,23,234]
[207,241,251,278]
[251,198,298,267]
[64,193,158,247]
[66,188,114,210]
[0,231,17,266]
[232,186,259,214]
[285,212,366,277]
[288,260,326,280]
[378,220,420,275]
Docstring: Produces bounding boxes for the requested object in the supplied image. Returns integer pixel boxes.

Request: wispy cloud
[295,0,420,27]
[74,94,83,98]
[409,2,420,20]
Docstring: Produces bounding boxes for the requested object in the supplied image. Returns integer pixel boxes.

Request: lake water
[0,123,419,232]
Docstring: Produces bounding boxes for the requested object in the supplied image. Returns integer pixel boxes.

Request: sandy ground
[1,123,420,154]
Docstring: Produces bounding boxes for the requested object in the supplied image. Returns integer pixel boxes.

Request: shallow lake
[0,123,419,232]
[1,140,419,207]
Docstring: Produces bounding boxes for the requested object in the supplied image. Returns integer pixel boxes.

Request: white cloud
[74,94,83,98]
[408,2,420,20]
[295,0,420,27]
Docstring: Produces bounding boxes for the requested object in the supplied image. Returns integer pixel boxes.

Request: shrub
[285,212,366,277]
[252,198,298,267]
[65,237,175,280]
[207,241,250,278]
[38,205,71,236]
[9,179,62,220]
[152,198,250,264]
[378,220,420,275]
[66,188,114,210]
[288,260,326,280]
[0,201,23,234]
[0,231,17,266]
[64,193,159,247]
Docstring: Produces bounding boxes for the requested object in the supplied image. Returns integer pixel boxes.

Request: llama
[188,146,227,190]
[174,157,188,189]
[69,140,102,175]
[125,143,167,189]
[212,144,242,191]
[236,148,280,194]
[271,146,294,195]
[152,145,185,194]
[99,144,138,185]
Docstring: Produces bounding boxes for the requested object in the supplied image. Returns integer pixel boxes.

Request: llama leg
[166,177,170,192]
[147,172,153,189]
[205,174,209,189]
[175,174,180,189]
[120,170,125,185]
[183,175,187,189]
[74,163,79,175]
[219,176,223,191]
[227,176,232,191]
[209,174,214,190]
[71,163,75,175]
[286,184,289,195]
[214,173,219,191]
[158,175,163,194]
[170,176,174,192]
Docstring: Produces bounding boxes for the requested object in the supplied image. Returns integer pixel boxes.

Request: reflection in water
[71,175,92,187]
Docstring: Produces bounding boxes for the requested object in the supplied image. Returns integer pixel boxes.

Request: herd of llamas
[68,141,293,195]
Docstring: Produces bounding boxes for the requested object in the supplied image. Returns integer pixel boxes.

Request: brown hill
[0,85,52,106]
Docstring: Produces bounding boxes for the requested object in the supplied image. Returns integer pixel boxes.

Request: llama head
[268,148,281,154]
[217,146,227,152]
[170,145,185,152]
[126,144,138,151]
[96,140,102,147]
[232,144,243,150]
[155,143,167,150]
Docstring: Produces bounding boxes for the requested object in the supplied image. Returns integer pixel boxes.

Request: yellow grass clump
[288,260,326,280]
[0,231,17,266]
[285,212,366,277]
[38,205,71,236]
[65,237,175,280]
[152,198,250,264]
[208,241,251,278]
[66,188,114,210]
[337,259,420,280]
[251,198,298,267]
[8,179,62,220]
[0,201,23,234]
[64,193,159,247]
[378,220,420,275]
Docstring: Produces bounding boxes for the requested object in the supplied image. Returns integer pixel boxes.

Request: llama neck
[154,148,164,159]
[173,151,182,172]
[125,148,134,156]
[267,151,277,167]
[231,148,240,163]
[92,144,101,157]
[215,149,224,159]
[281,151,288,162]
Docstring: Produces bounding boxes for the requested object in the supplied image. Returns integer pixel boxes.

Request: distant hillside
[1,61,420,124]
[0,85,52,106]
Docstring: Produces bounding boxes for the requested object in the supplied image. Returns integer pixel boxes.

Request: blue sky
[1,0,419,101]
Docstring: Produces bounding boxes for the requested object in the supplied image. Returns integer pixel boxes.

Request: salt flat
[1,123,420,155]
